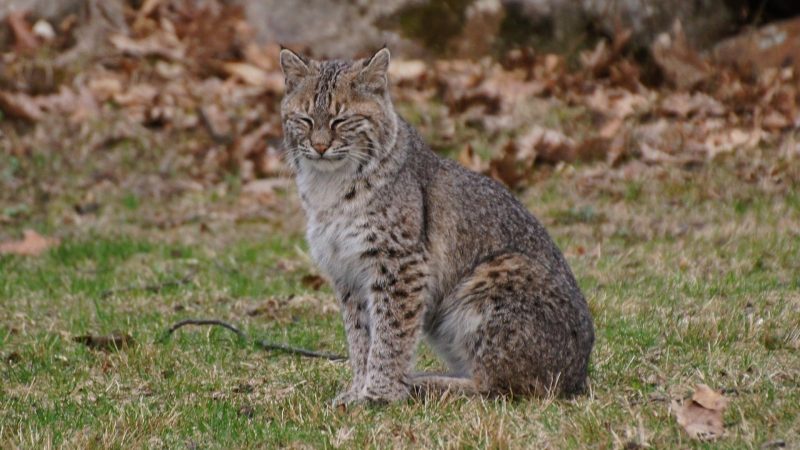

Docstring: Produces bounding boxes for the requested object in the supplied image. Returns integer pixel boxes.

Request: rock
[0,0,775,60]
[250,0,738,58]
[244,0,421,58]
[0,0,83,21]
[713,16,800,77]
[505,0,736,52]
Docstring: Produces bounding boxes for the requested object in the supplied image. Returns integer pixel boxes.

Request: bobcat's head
[279,48,397,173]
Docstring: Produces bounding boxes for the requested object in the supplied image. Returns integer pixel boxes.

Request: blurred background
[2,2,800,447]
[1,0,799,198]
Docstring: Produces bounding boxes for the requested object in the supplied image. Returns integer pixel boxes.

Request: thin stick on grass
[166,318,347,361]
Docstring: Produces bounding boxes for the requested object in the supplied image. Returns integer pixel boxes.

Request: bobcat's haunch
[279,48,594,405]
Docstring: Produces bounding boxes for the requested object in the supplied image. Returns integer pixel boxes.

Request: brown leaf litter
[1,0,799,191]
[73,333,135,351]
[0,229,60,256]
[672,383,730,441]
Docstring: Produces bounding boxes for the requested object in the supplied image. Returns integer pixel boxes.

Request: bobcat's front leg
[333,289,370,406]
[362,252,428,403]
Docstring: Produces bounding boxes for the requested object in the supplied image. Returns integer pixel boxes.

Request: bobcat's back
[279,47,594,403]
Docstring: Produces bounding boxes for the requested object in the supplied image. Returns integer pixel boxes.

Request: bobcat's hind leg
[408,373,480,398]
[426,252,592,397]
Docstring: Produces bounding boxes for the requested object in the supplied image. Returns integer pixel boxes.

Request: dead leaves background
[673,384,730,441]
[0,229,59,256]
[1,3,799,189]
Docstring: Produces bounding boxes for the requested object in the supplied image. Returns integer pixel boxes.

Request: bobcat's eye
[298,117,313,128]
[330,117,347,130]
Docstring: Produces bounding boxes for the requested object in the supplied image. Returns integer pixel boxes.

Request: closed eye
[330,116,348,129]
[297,116,313,128]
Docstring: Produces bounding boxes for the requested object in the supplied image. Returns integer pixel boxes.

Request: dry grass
[1,125,799,448]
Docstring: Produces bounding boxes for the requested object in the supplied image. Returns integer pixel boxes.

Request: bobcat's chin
[301,155,352,172]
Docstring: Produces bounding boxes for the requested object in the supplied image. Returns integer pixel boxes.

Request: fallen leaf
[288,295,339,314]
[237,405,255,418]
[301,274,326,291]
[109,32,185,61]
[704,128,763,160]
[673,384,729,441]
[0,230,59,256]
[579,26,632,77]
[489,142,530,189]
[388,59,428,85]
[457,144,487,173]
[691,384,730,411]
[88,75,124,102]
[651,20,711,90]
[476,67,546,113]
[661,92,725,118]
[74,202,101,215]
[584,87,651,120]
[5,351,22,364]
[222,62,274,88]
[762,110,790,130]
[7,11,39,52]
[598,117,623,140]
[245,298,281,318]
[241,178,291,204]
[73,333,135,351]
[133,0,164,29]
[57,85,100,121]
[113,83,158,107]
[232,383,255,394]
[515,126,576,164]
[199,103,232,140]
[0,91,44,122]
[580,40,611,74]
[243,42,280,71]
[713,17,800,77]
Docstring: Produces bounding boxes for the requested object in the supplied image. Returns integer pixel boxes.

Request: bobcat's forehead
[284,60,378,117]
[311,60,351,113]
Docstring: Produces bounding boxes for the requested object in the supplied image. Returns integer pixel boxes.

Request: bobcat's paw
[332,388,363,408]
[362,379,409,404]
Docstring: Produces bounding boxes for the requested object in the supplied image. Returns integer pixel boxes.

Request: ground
[1,120,798,448]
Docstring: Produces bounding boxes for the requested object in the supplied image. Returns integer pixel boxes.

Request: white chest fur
[306,216,368,292]
[297,167,372,294]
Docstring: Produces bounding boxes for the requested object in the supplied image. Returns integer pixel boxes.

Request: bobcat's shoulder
[279,48,594,404]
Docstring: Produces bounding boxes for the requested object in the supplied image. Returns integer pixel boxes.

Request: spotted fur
[280,48,594,405]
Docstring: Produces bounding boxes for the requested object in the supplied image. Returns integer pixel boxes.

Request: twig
[254,340,347,361]
[165,318,347,361]
[167,319,246,339]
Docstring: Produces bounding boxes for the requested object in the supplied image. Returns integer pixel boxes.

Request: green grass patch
[2,158,799,448]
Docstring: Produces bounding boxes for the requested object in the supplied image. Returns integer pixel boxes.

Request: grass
[1,141,799,448]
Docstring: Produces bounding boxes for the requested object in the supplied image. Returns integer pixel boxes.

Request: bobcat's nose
[312,143,329,155]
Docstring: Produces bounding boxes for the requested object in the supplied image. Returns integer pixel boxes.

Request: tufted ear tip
[279,49,309,73]
[365,47,390,71]
[359,47,391,91]
[280,48,311,91]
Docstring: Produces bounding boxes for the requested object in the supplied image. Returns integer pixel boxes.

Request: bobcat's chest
[296,166,378,294]
[307,215,370,292]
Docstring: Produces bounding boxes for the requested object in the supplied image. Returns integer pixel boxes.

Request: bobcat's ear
[280,48,311,92]
[358,47,391,92]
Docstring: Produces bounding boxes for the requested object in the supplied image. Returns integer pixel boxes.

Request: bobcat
[279,48,594,405]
